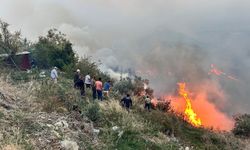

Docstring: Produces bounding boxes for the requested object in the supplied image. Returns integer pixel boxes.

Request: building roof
[0,53,8,57]
[0,51,30,57]
[16,51,30,55]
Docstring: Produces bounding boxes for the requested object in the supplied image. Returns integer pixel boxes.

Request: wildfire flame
[178,83,202,127]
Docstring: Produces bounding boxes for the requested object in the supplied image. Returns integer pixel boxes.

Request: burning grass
[167,81,234,131]
[96,86,245,149]
[178,83,202,127]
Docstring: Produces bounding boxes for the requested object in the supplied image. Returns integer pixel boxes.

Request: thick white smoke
[1,0,250,117]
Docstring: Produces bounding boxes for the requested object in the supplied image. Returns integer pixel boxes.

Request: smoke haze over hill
[1,0,250,125]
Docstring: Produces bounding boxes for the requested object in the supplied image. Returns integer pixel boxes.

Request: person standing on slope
[145,95,151,112]
[50,67,58,83]
[103,80,111,98]
[121,94,133,112]
[95,77,103,101]
[74,69,80,88]
[85,73,91,89]
[78,75,85,96]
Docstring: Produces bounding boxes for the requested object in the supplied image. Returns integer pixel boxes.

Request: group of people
[50,67,152,112]
[73,69,112,101]
[120,94,152,112]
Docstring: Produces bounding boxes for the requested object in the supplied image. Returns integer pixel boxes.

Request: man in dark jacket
[74,69,80,88]
[75,75,85,96]
[79,75,85,96]
[121,94,133,112]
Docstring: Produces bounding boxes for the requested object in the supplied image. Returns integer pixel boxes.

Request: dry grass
[98,99,181,149]
[142,132,171,145]
[2,144,22,150]
[0,112,33,150]
[99,99,124,113]
[0,70,249,150]
[0,76,115,149]
[0,77,40,112]
[99,99,150,131]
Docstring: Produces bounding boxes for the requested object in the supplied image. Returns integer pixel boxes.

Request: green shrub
[115,130,179,150]
[10,69,47,82]
[233,114,250,137]
[10,71,30,82]
[75,57,112,81]
[61,57,112,84]
[113,79,134,94]
[85,103,101,122]
[37,79,80,113]
[116,130,146,150]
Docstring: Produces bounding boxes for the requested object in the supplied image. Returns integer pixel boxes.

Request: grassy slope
[0,68,246,150]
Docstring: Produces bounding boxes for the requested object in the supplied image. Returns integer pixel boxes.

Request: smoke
[1,0,250,129]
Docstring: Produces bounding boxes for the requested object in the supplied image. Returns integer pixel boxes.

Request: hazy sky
[1,0,250,122]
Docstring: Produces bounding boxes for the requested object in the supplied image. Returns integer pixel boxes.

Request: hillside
[0,67,249,150]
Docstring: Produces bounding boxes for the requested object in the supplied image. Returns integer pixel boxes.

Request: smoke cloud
[1,0,250,129]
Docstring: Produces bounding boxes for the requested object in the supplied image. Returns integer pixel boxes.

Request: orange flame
[151,98,158,108]
[178,83,202,127]
[168,81,234,131]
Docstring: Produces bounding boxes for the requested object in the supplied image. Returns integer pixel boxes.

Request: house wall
[20,54,31,70]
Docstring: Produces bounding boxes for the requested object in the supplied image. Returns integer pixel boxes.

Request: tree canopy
[32,29,77,69]
[0,20,27,54]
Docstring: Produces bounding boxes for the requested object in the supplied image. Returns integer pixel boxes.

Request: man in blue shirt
[103,80,111,97]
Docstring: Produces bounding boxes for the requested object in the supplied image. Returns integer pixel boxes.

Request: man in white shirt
[85,73,91,88]
[51,67,58,83]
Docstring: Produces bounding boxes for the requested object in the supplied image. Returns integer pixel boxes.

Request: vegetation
[64,57,111,81]
[0,20,29,55]
[113,78,134,94]
[85,102,102,123]
[113,76,153,97]
[0,19,248,150]
[32,29,77,70]
[233,114,250,137]
[32,76,244,149]
[0,60,247,150]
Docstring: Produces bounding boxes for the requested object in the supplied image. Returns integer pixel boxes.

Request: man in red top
[95,77,103,101]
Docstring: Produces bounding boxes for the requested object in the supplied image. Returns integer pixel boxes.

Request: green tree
[0,20,25,54]
[233,114,250,137]
[65,57,111,81]
[113,77,134,94]
[32,29,77,69]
